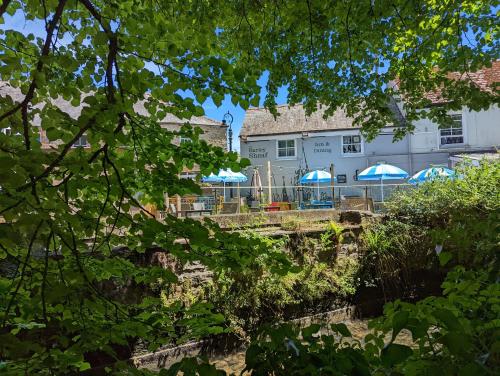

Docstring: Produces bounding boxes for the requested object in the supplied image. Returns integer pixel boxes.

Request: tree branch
[0,0,11,18]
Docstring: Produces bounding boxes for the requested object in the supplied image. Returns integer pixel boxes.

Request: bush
[387,161,499,267]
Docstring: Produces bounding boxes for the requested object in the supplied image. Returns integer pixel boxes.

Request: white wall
[410,105,500,153]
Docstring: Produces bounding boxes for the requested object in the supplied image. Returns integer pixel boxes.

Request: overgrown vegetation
[171,223,360,337]
[243,162,500,375]
[172,162,500,375]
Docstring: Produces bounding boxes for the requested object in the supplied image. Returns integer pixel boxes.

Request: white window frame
[276,139,297,160]
[72,134,89,148]
[341,134,364,156]
[439,113,465,148]
[179,136,192,144]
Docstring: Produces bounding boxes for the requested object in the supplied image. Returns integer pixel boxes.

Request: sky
[1,10,290,152]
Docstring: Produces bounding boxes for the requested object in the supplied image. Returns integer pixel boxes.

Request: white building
[239,63,500,201]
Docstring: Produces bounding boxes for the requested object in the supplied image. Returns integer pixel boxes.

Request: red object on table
[264,202,281,212]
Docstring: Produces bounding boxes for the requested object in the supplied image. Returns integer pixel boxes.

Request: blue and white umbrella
[202,169,247,201]
[409,167,455,185]
[202,173,224,183]
[216,169,248,183]
[300,170,336,200]
[357,163,409,202]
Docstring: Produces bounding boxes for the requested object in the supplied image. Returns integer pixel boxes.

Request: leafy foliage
[174,266,500,375]
[0,0,498,374]
[202,230,359,335]
[386,162,500,267]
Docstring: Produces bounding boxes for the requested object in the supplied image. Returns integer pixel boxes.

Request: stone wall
[206,209,380,229]
[162,122,228,150]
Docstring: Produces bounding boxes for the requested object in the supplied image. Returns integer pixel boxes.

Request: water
[209,319,413,374]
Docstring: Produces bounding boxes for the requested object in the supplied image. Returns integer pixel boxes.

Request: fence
[201,183,412,204]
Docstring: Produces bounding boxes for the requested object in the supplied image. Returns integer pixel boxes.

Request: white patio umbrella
[357,163,409,202]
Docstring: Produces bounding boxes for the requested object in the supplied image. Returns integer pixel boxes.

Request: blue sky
[1,10,289,152]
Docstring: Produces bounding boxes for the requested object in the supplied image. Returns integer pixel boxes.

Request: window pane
[353,135,360,143]
[278,149,286,157]
[287,148,295,157]
[287,140,294,147]
[278,140,286,148]
[343,136,351,144]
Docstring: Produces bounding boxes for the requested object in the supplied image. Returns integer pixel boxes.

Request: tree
[0,0,498,374]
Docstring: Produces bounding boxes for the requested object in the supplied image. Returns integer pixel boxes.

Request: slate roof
[0,83,222,127]
[240,104,356,137]
[240,101,405,137]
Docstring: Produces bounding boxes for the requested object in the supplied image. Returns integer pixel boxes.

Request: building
[239,63,500,201]
[0,83,228,169]
[0,83,228,214]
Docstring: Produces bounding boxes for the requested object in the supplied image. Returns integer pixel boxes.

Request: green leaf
[302,324,320,339]
[433,309,462,331]
[439,332,471,355]
[381,343,413,367]
[439,251,453,266]
[391,311,409,341]
[331,323,351,337]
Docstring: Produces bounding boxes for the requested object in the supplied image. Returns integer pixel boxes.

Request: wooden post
[329,163,335,206]
[267,160,272,204]
[164,192,169,209]
[176,194,181,216]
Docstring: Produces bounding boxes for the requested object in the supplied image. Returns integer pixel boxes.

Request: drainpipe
[408,131,413,174]
[267,160,272,204]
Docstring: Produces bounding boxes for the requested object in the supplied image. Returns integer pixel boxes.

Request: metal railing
[200,183,412,204]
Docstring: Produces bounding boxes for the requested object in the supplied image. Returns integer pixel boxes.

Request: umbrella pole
[381,179,384,203]
[317,181,320,201]
[223,182,226,202]
[237,182,240,213]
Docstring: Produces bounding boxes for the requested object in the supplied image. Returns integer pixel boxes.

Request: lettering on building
[313,141,332,153]
[248,146,268,159]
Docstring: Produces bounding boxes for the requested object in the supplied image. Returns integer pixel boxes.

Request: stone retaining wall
[207,209,379,229]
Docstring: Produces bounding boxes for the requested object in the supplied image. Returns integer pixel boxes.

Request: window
[1,127,21,136]
[342,135,362,155]
[179,136,192,144]
[1,127,12,136]
[180,172,197,180]
[72,134,89,148]
[440,114,464,146]
[277,139,296,158]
